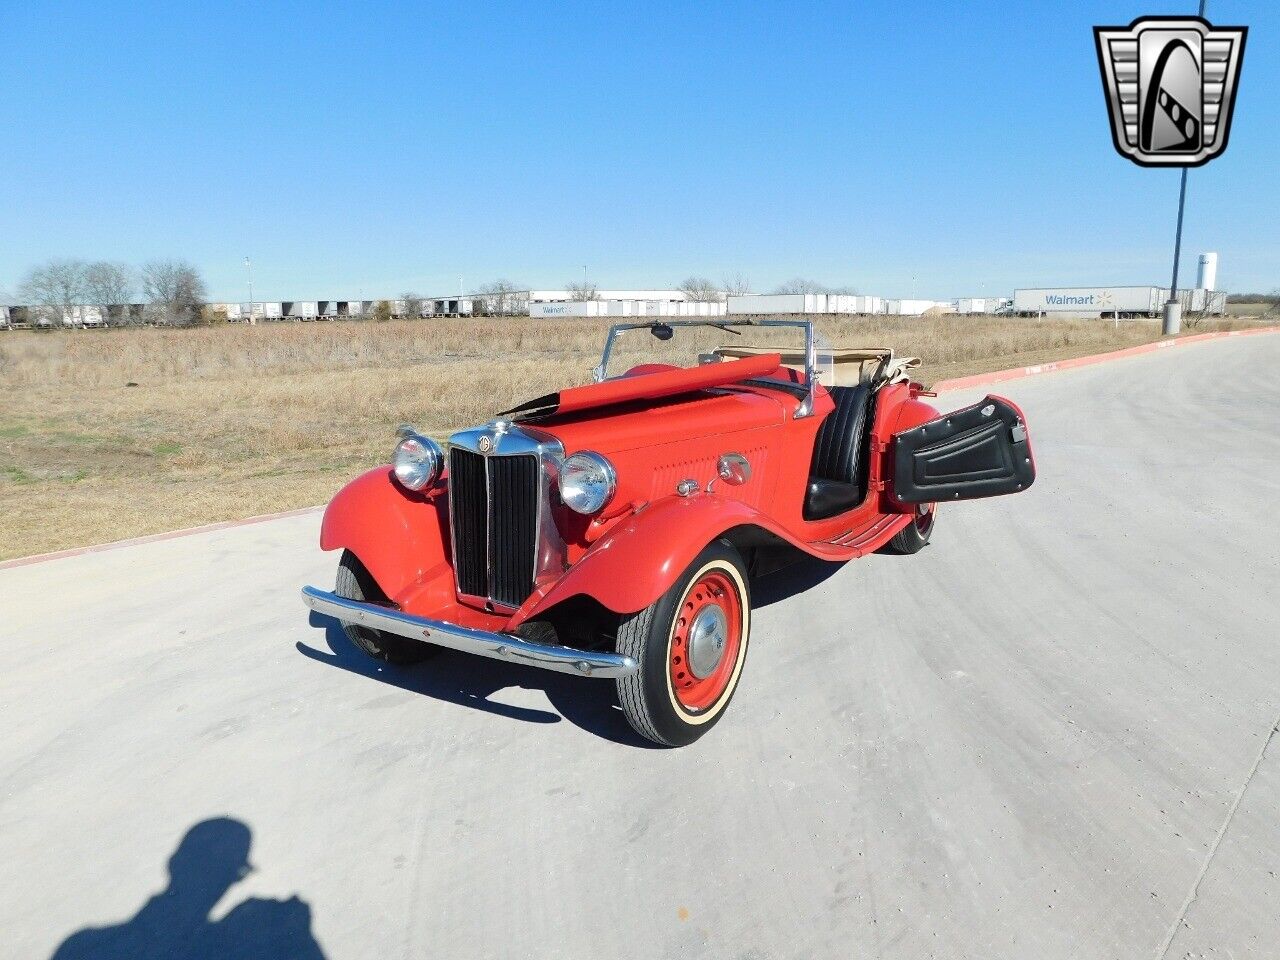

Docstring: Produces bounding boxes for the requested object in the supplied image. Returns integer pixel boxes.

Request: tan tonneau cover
[713,345,920,386]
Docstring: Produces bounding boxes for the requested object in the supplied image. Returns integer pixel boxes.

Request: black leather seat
[804,383,875,520]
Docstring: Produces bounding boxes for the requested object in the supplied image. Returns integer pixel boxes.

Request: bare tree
[84,261,134,325]
[476,279,526,316]
[18,259,89,327]
[721,272,751,296]
[141,259,207,326]
[399,292,424,319]
[678,276,721,302]
[771,278,829,295]
[567,281,599,302]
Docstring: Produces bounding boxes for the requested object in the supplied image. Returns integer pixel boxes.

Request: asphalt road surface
[4,334,1278,960]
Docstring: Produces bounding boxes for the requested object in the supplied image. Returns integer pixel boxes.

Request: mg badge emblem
[478,435,494,453]
[1094,16,1246,167]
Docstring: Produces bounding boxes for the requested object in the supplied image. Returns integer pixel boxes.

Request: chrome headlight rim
[560,450,617,515]
[392,428,444,492]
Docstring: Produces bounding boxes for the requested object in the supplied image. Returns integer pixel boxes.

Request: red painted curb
[931,326,1279,393]
[0,504,323,571]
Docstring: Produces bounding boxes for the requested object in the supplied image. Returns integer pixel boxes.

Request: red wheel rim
[668,569,743,713]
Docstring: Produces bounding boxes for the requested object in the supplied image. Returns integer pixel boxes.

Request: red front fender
[319,467,455,611]
[513,495,789,624]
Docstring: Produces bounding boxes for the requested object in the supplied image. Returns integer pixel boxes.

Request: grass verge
[0,313,1270,560]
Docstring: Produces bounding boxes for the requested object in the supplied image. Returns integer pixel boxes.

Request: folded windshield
[594,320,824,384]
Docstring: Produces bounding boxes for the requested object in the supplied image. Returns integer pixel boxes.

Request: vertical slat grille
[449,447,540,607]
[487,455,540,607]
[449,448,488,597]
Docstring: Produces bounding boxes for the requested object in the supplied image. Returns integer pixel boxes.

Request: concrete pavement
[3,334,1278,959]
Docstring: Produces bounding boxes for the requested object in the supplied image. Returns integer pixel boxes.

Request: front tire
[883,503,936,555]
[616,542,751,747]
[335,550,437,665]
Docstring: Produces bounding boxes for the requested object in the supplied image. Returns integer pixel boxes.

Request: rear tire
[616,542,751,747]
[883,503,936,555]
[335,550,437,665]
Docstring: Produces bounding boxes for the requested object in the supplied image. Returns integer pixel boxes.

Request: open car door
[891,395,1035,503]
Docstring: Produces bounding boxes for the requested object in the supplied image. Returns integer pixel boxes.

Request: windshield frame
[592,318,818,418]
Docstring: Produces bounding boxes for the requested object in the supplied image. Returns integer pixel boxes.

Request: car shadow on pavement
[48,817,325,960]
[298,614,661,748]
[753,556,848,607]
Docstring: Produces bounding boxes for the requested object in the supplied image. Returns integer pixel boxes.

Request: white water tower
[1196,252,1218,291]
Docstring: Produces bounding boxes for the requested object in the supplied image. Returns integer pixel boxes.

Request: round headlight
[560,451,616,514]
[392,431,443,491]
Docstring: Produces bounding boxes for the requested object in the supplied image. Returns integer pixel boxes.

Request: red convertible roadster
[302,319,1034,746]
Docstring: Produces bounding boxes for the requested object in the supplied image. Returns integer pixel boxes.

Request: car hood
[530,384,791,456]
[502,353,783,421]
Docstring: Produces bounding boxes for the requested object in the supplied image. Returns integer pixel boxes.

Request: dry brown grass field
[0,313,1270,560]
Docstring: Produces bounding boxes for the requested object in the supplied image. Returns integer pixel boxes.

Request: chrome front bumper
[301,586,637,679]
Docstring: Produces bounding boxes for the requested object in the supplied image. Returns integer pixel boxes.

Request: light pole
[1163,0,1209,336]
[244,257,254,324]
[1163,171,1190,335]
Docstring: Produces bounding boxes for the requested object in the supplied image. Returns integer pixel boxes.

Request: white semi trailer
[1012,287,1165,317]
[727,294,831,314]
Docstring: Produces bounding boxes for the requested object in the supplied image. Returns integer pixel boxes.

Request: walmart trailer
[1013,286,1164,318]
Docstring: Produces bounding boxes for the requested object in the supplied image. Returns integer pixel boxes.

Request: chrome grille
[448,424,560,609]
[448,448,488,597]
[486,455,540,607]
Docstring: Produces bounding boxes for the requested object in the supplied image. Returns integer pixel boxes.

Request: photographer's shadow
[298,613,658,747]
[50,817,324,960]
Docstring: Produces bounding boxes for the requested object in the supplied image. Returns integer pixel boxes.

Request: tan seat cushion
[713,345,919,386]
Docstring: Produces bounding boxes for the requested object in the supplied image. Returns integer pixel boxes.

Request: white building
[529,289,694,305]
[444,288,701,317]
[427,288,706,318]
[531,299,726,319]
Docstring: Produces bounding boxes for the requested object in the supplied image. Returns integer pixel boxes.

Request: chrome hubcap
[916,503,935,534]
[687,605,729,679]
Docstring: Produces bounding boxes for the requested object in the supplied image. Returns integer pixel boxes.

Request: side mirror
[717,453,752,486]
[650,323,674,341]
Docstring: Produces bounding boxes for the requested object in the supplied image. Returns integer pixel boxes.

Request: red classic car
[302,319,1034,746]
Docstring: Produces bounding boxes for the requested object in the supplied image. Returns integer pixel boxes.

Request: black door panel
[892,395,1034,503]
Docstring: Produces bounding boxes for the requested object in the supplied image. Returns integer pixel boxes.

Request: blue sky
[1,1,1274,300]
